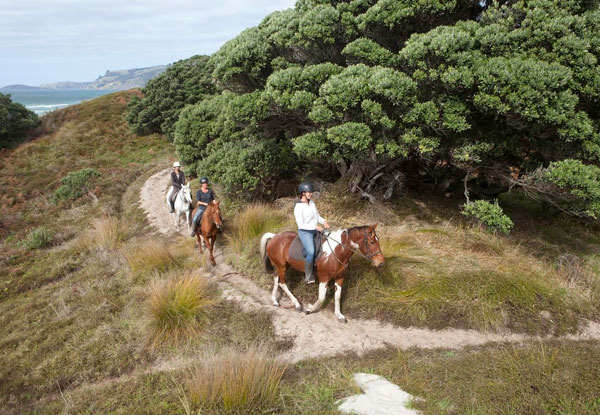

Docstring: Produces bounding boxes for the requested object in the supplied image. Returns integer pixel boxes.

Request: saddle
[288,232,325,264]
[169,187,180,204]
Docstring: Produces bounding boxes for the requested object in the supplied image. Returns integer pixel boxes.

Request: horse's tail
[260,232,275,273]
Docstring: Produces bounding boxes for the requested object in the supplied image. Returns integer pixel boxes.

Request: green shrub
[0,92,38,146]
[544,159,600,219]
[53,168,100,202]
[24,227,53,249]
[462,200,514,235]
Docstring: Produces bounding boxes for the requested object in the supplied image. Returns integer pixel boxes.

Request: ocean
[5,89,119,115]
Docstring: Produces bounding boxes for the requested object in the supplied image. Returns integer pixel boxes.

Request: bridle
[324,228,382,268]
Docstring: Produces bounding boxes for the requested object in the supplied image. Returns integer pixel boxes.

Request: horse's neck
[201,206,215,225]
[334,232,357,263]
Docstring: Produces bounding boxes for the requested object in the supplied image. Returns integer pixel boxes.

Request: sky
[0,0,296,86]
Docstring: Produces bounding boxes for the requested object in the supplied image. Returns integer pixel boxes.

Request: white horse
[166,183,193,231]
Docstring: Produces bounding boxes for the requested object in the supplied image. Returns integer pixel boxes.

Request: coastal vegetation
[0,92,38,146]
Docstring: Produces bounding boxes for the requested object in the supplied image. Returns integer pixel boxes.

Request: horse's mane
[347,225,369,234]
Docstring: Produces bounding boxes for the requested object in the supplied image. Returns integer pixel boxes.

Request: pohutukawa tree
[131,0,600,220]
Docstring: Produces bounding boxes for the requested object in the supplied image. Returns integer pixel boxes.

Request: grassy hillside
[1,93,599,414]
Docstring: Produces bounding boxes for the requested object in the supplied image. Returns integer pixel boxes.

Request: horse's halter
[326,228,382,266]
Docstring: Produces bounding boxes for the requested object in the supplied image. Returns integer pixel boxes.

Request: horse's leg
[271,275,281,306]
[305,281,328,314]
[334,277,347,323]
[207,234,216,266]
[185,209,190,230]
[196,232,203,254]
[172,212,179,230]
[276,265,302,312]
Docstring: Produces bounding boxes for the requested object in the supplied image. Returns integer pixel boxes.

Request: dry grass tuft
[90,216,131,250]
[226,203,291,253]
[187,346,287,412]
[125,239,180,279]
[147,272,216,351]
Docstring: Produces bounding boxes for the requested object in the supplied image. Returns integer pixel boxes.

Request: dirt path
[141,169,600,363]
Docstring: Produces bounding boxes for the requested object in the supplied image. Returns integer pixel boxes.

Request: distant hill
[1,65,169,91]
[0,84,47,92]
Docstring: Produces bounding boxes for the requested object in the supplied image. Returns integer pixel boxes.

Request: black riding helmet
[298,181,314,194]
[199,177,209,184]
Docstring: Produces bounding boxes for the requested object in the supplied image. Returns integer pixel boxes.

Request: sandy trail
[141,169,600,363]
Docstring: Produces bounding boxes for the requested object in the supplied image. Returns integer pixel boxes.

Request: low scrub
[126,239,179,278]
[147,272,216,350]
[462,200,514,235]
[186,346,287,413]
[53,168,100,202]
[23,227,53,249]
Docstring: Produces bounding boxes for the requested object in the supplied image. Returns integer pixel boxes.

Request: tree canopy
[0,93,38,147]
[130,0,600,218]
[126,55,216,140]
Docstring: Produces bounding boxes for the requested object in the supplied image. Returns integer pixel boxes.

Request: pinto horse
[260,225,385,323]
[191,201,222,266]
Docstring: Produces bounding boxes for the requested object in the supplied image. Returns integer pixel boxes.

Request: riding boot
[304,261,315,284]
[169,201,175,213]
[190,222,196,237]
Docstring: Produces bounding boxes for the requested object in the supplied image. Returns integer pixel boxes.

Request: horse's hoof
[295,305,303,313]
[337,316,348,324]
[304,308,312,315]
[273,302,280,307]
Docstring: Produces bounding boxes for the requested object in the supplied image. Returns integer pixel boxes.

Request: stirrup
[305,274,315,284]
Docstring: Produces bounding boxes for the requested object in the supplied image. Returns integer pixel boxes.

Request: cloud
[0,0,296,85]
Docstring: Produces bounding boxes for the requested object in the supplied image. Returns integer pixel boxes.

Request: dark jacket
[171,171,186,189]
[196,189,215,206]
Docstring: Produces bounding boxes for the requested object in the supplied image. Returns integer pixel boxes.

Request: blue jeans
[298,229,316,264]
[193,206,206,225]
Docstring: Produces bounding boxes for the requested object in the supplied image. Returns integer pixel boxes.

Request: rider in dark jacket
[190,177,215,236]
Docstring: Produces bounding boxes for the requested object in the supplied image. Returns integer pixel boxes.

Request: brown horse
[260,225,385,323]
[191,201,222,265]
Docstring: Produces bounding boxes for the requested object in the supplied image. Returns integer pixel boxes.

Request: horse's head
[181,184,193,204]
[208,200,223,229]
[348,224,385,269]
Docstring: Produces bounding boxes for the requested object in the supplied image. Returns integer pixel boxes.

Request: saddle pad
[288,232,324,263]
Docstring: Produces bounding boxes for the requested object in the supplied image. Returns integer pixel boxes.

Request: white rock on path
[338,373,421,415]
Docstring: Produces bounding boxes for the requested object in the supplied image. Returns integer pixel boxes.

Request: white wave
[26,103,71,109]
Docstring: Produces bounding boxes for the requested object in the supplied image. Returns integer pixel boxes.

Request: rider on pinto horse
[294,182,330,284]
[190,176,215,237]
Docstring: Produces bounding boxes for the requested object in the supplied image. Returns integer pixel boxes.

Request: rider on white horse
[167,161,186,213]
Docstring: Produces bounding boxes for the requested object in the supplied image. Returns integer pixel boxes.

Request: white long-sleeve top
[294,200,326,230]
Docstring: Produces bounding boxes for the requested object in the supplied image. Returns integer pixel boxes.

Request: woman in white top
[294,181,330,284]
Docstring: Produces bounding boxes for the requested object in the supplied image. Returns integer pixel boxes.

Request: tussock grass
[186,346,287,412]
[90,216,131,250]
[126,239,180,279]
[147,272,216,350]
[226,203,290,251]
